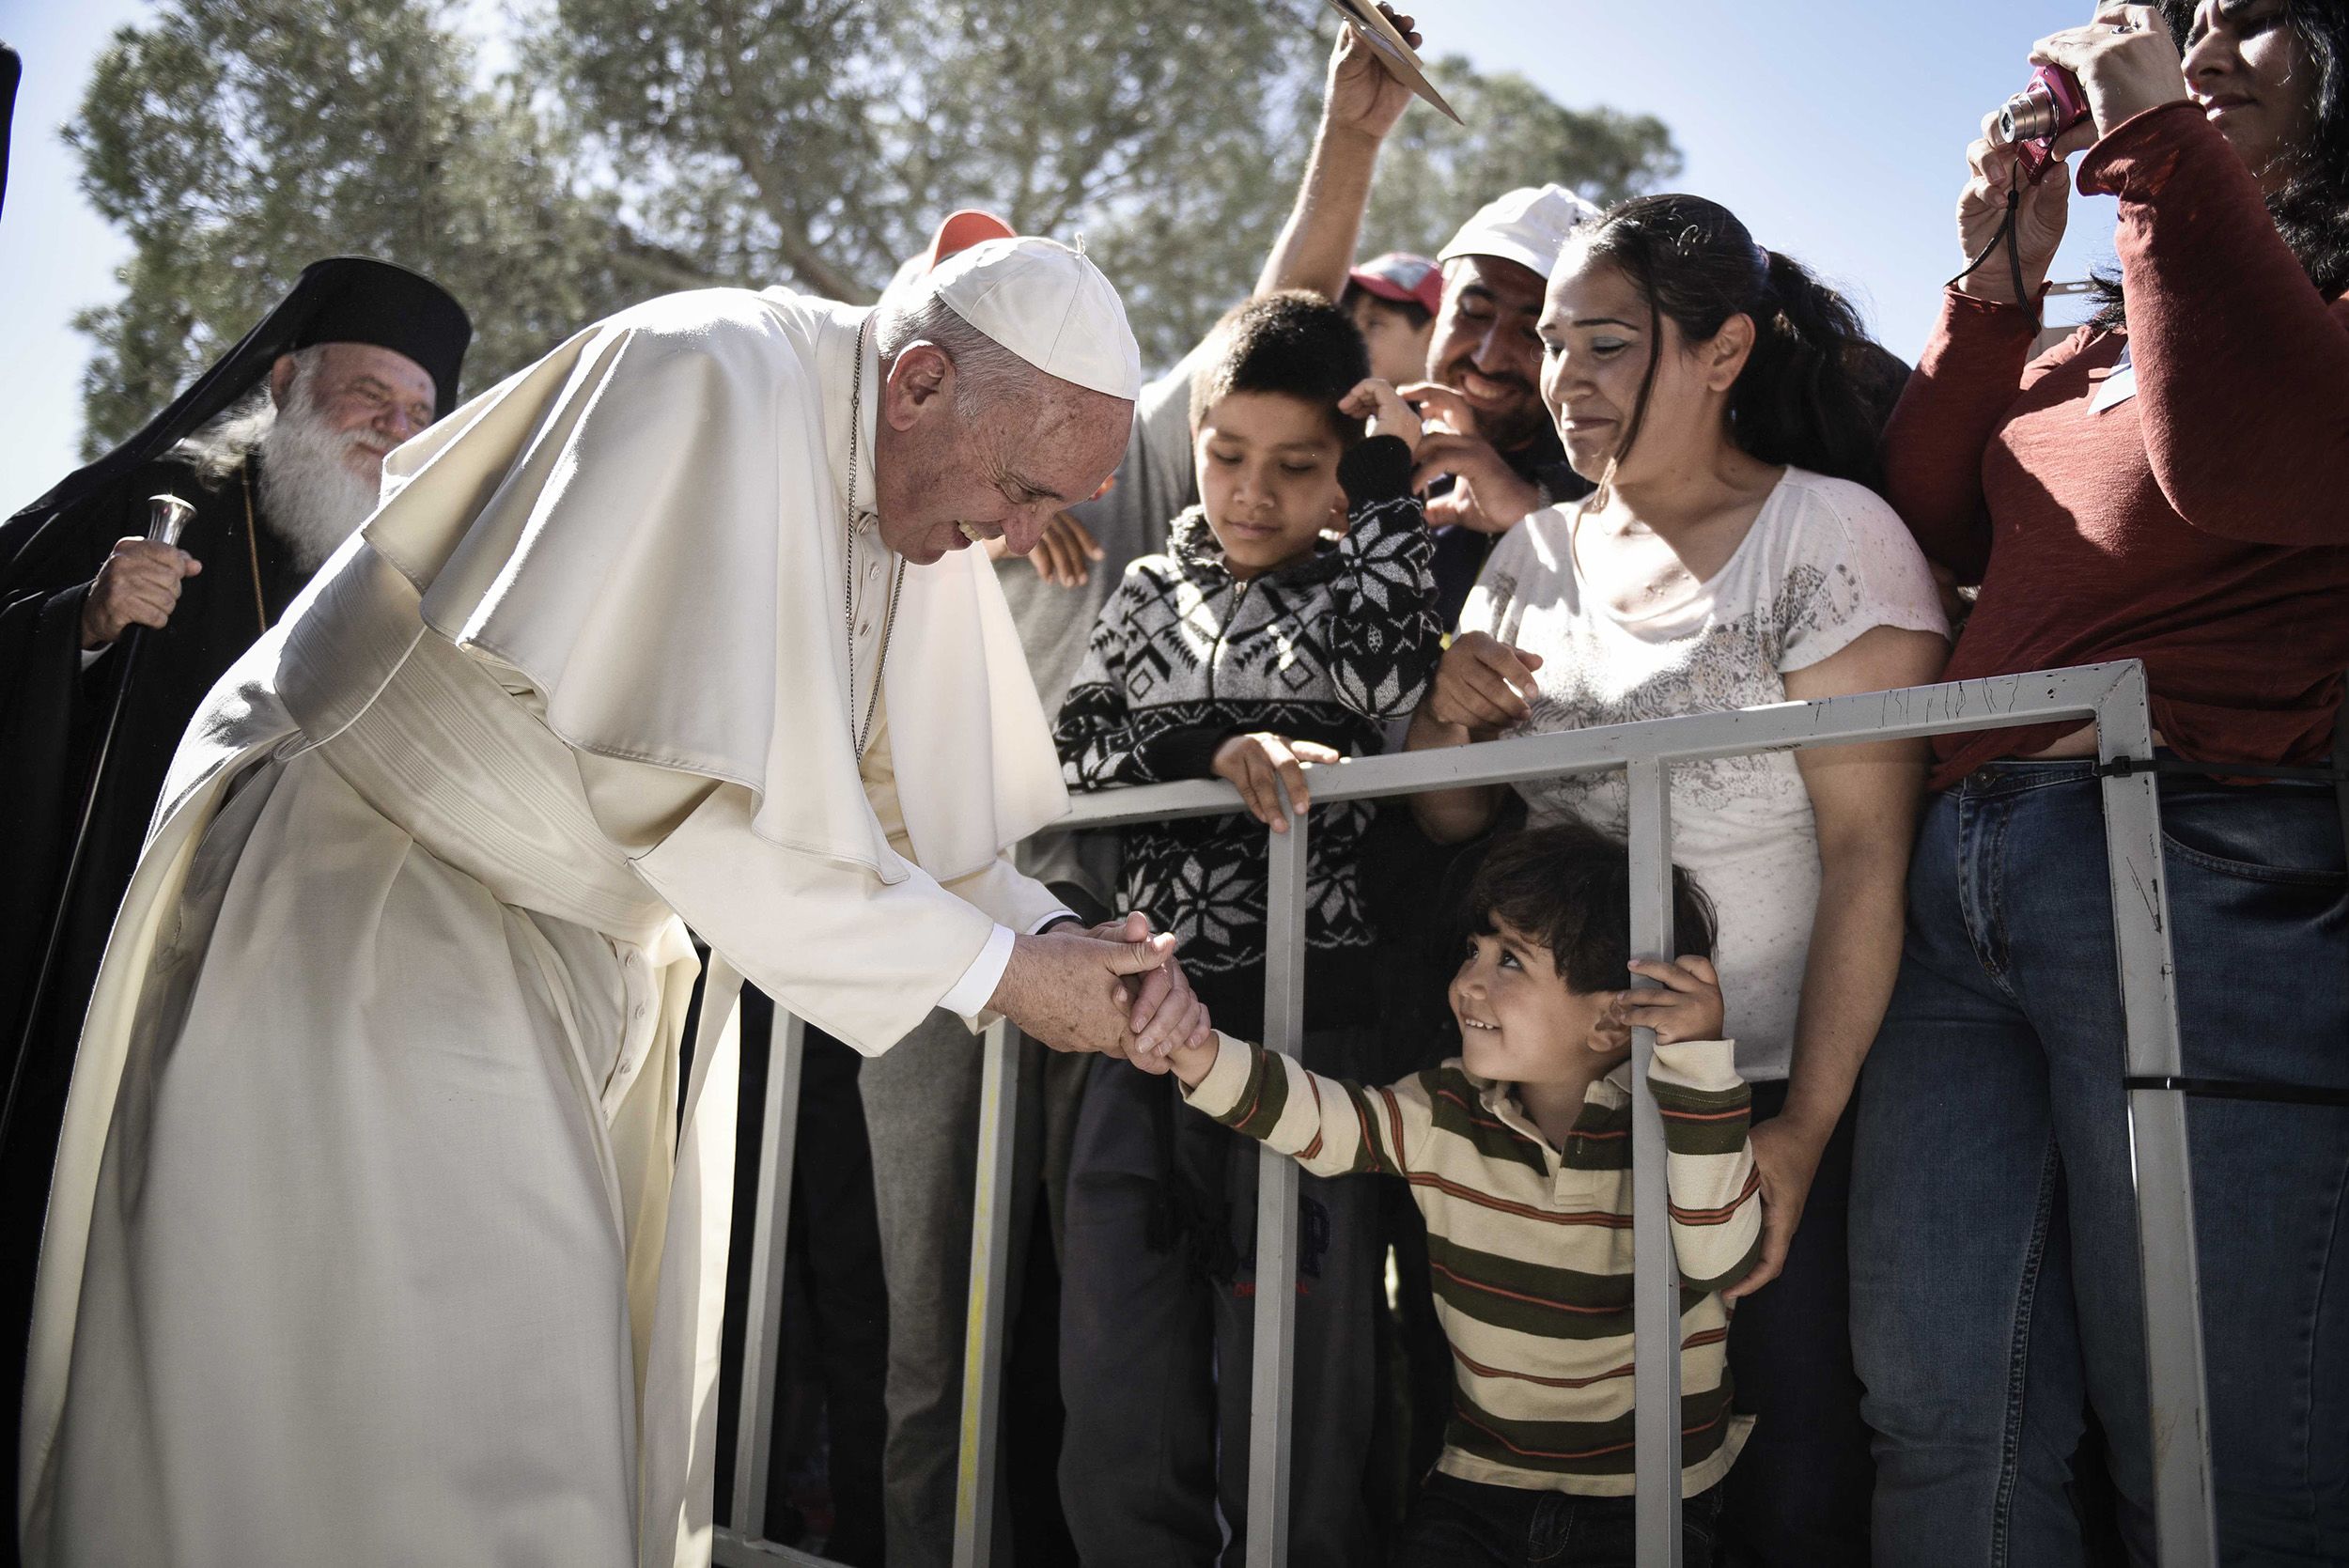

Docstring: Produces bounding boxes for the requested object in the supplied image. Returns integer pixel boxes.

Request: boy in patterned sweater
[1163,822,1765,1568]
[1051,290,1442,1564]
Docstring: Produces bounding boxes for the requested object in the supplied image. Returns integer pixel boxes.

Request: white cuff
[940,924,1018,1021]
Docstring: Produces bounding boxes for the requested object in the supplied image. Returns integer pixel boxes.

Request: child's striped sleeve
[1181,1032,1430,1179]
[1648,1039,1764,1292]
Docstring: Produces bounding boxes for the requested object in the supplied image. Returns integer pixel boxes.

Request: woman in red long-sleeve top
[1850,4,2349,1564]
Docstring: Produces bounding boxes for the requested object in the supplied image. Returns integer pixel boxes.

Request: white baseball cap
[1437,184,1604,282]
[928,236,1143,402]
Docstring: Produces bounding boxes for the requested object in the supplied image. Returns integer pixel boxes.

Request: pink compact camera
[1994,65,2092,181]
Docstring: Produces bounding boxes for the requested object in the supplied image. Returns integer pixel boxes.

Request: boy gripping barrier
[714,659,2217,1568]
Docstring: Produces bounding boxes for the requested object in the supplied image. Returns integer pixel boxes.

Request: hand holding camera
[1955,4,2183,307]
[2017,4,2186,150]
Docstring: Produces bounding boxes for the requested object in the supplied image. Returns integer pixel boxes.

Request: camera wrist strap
[1944,183,2042,332]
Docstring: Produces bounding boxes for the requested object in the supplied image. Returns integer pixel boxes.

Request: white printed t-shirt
[1461,467,1947,1081]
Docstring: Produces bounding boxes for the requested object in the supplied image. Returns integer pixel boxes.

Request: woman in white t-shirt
[1404,193,1947,1562]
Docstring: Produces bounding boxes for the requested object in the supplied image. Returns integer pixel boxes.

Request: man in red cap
[1340,250,1443,384]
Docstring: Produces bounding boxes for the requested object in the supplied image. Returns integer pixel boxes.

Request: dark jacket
[1054,436,1440,1032]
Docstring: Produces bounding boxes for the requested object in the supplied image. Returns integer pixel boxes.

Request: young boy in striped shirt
[1158,821,1765,1567]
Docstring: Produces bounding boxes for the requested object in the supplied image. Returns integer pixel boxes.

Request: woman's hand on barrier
[1722,1115,1829,1301]
[2032,4,2187,142]
[1213,733,1341,831]
[1954,116,2073,306]
[1427,631,1544,737]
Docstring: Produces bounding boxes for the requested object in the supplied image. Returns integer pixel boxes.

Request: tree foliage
[67,0,631,453]
[69,0,1680,453]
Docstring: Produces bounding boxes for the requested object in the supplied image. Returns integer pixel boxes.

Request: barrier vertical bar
[733,1010,807,1542]
[952,1018,1022,1568]
[1624,757,1684,1567]
[2094,666,2217,1568]
[1245,808,1311,1567]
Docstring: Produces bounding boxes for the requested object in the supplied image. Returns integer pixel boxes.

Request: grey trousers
[857,827,1109,1568]
[1057,1048,1383,1567]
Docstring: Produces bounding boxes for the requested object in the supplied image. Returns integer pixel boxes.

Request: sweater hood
[1166,504,1349,591]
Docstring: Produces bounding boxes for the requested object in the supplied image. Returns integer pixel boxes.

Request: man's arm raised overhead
[1254,6,1425,302]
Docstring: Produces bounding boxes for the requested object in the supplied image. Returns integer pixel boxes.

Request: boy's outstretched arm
[1168,1031,1432,1182]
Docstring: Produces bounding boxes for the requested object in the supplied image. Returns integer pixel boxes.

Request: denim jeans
[1851,762,2349,1566]
[1393,1472,1722,1567]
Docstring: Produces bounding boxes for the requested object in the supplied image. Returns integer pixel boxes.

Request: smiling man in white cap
[1402,181,1604,620]
[1254,26,1602,623]
[19,242,1203,1568]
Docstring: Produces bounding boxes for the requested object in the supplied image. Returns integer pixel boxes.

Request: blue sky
[0,1,2124,510]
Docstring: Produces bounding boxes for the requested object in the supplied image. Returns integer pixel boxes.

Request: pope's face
[873,349,1132,566]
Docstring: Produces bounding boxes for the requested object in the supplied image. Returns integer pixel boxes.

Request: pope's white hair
[874,288,1045,413]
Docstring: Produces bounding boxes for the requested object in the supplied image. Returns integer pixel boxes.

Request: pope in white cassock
[19,238,1208,1568]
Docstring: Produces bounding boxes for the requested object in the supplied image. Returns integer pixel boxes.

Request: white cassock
[19,287,1083,1567]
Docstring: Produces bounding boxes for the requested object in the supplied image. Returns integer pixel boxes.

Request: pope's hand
[989,919,1203,1062]
[1092,912,1215,1072]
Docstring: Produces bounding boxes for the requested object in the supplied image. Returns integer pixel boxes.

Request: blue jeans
[1851,762,2349,1566]
[1393,1472,1722,1567]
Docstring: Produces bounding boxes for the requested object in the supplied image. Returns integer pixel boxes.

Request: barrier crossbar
[715,660,2217,1568]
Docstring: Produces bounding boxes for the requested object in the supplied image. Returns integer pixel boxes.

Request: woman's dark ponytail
[1571,194,1897,494]
[1735,250,1889,491]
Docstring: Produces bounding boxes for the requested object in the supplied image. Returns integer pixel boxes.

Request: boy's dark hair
[1189,289,1371,436]
[1341,281,1434,332]
[1468,820,1718,995]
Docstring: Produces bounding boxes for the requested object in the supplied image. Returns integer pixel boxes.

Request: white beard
[257,403,381,574]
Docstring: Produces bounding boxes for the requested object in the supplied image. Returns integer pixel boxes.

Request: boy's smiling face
[1450,915,1625,1085]
[1194,390,1348,580]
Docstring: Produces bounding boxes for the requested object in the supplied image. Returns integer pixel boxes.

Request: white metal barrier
[715,660,2217,1568]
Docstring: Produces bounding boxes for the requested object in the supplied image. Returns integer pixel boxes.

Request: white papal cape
[20,288,1074,1567]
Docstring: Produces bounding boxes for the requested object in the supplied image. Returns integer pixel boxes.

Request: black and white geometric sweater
[1054,436,1442,1007]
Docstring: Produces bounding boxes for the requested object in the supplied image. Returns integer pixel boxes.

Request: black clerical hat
[288,258,471,420]
[3,257,470,549]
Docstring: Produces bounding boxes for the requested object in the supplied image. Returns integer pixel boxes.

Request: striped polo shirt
[1183,1031,1763,1497]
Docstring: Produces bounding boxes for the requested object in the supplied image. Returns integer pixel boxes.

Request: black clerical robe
[0,450,307,1554]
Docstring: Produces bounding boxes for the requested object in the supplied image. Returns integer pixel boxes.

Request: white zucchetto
[928,237,1143,403]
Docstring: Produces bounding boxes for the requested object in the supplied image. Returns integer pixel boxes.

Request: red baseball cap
[1346,251,1443,315]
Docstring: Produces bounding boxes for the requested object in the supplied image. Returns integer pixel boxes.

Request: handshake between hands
[988,912,1215,1075]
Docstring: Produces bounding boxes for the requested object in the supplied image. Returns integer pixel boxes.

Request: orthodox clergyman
[19,239,1205,1568]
